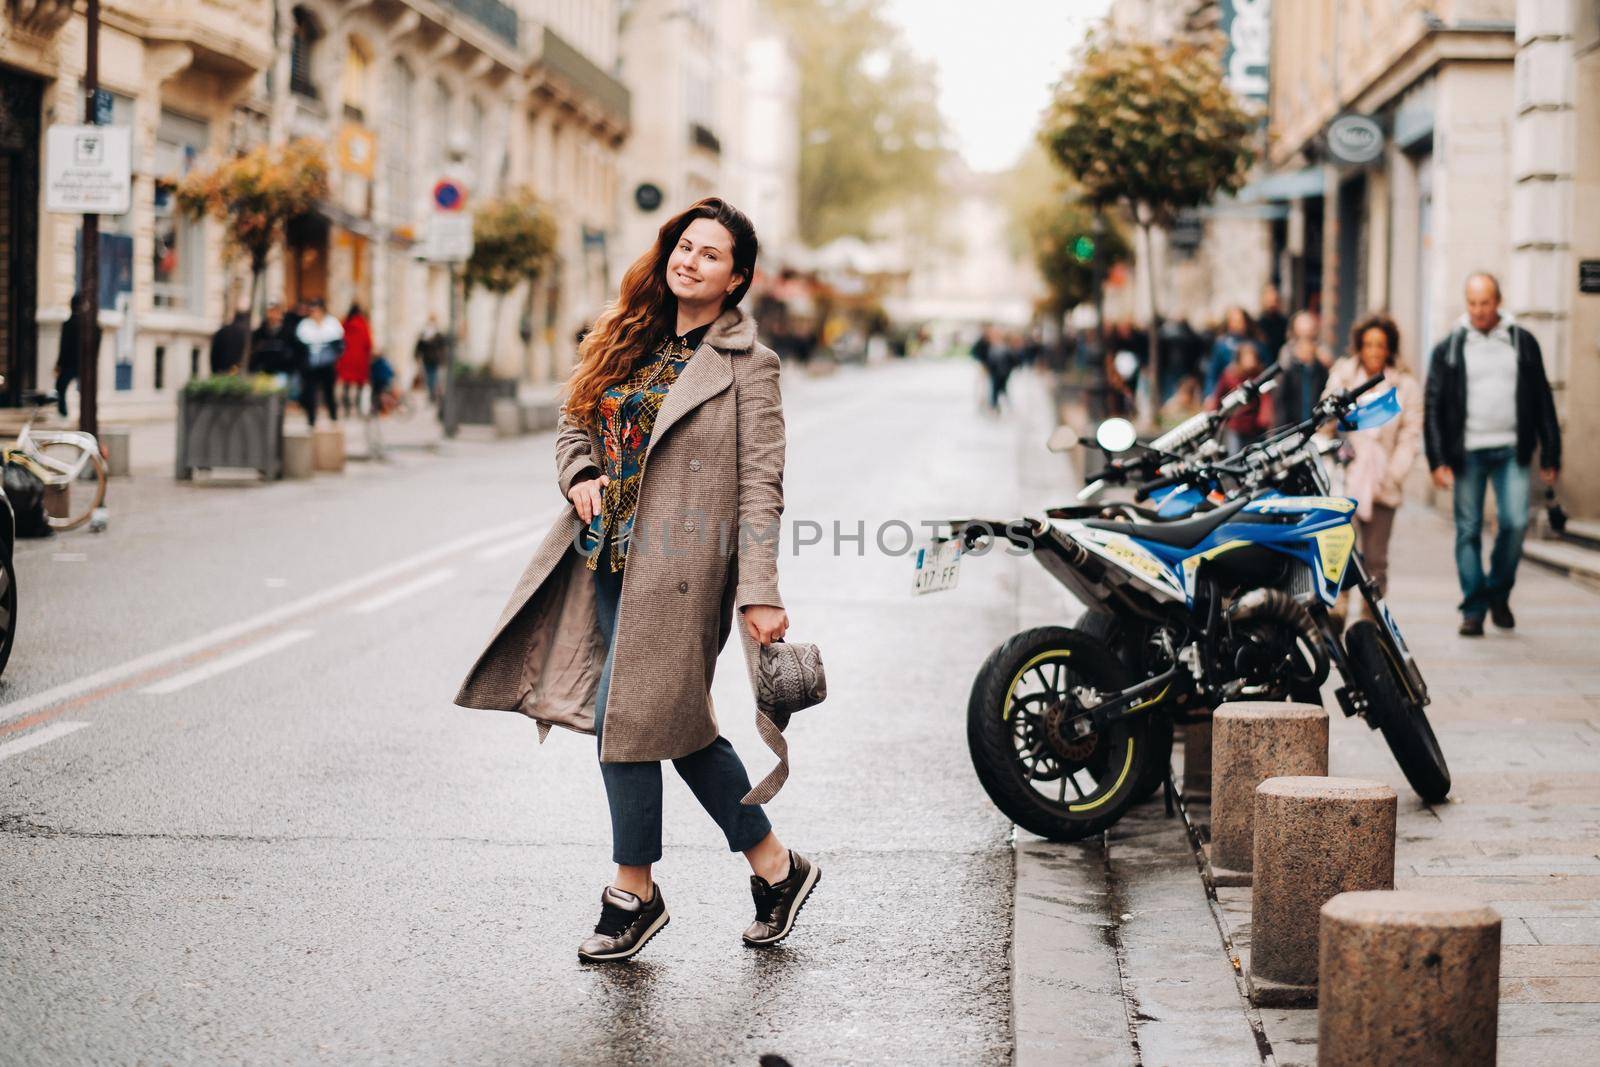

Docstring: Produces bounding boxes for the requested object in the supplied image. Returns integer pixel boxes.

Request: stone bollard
[101,426,131,477]
[43,482,69,519]
[519,397,559,433]
[492,397,523,438]
[1319,891,1501,1066]
[1181,720,1212,801]
[311,426,345,473]
[1248,776,1396,1005]
[1208,702,1327,885]
[282,431,313,480]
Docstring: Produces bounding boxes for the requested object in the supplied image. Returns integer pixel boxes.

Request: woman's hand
[568,474,609,522]
[742,604,789,646]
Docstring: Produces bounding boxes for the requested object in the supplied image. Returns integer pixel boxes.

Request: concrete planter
[175,391,285,481]
[446,376,517,430]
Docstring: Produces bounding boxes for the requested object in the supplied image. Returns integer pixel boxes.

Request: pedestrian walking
[250,303,296,381]
[209,305,251,376]
[1277,311,1331,426]
[1323,313,1421,604]
[1208,340,1273,452]
[295,298,343,426]
[338,303,373,416]
[1257,284,1289,364]
[1204,306,1256,395]
[454,197,819,963]
[54,291,98,417]
[1424,272,1562,636]
[414,314,447,403]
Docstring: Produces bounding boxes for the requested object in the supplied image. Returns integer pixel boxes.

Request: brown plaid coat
[453,306,793,801]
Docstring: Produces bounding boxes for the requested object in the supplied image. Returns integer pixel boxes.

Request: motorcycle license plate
[912,538,963,595]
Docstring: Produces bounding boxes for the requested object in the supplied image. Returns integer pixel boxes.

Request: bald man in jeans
[1424,273,1562,637]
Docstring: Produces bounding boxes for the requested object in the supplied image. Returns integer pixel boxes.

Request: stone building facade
[1,0,274,416]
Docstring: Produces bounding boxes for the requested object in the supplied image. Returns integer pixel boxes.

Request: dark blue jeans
[1453,446,1531,618]
[590,544,772,866]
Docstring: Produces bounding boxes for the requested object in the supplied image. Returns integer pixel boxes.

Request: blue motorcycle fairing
[1339,385,1402,432]
[1117,490,1358,607]
[1154,485,1206,517]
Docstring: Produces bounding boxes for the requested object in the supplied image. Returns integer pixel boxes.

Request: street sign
[1326,114,1385,166]
[432,178,467,212]
[45,124,131,214]
[1580,260,1600,295]
[421,211,474,262]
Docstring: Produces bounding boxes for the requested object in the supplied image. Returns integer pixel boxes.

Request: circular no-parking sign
[432,179,467,212]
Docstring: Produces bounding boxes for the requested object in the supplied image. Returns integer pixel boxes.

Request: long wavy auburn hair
[564,197,759,430]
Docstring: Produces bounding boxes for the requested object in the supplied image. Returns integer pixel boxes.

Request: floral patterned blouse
[582,322,711,572]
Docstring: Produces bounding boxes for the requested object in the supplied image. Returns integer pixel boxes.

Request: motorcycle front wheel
[1345,620,1451,802]
[966,625,1154,842]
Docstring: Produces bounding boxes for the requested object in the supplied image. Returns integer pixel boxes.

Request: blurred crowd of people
[202,300,446,425]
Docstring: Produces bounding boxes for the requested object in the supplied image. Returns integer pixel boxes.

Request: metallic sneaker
[743,850,820,947]
[578,883,669,963]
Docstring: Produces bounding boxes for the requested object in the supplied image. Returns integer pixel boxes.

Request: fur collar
[705,305,757,353]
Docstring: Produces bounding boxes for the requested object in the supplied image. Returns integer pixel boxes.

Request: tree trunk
[241,256,265,376]
[1138,221,1160,429]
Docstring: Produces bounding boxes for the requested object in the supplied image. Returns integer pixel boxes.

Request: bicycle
[4,389,109,532]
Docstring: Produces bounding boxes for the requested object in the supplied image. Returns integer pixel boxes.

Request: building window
[431,77,454,170]
[152,109,208,313]
[386,57,415,226]
[342,36,371,122]
[290,8,321,99]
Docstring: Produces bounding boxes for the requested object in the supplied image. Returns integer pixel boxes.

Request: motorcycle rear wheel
[966,625,1153,842]
[1345,620,1451,802]
[1077,610,1174,803]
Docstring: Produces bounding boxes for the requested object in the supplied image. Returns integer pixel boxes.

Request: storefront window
[152,109,208,312]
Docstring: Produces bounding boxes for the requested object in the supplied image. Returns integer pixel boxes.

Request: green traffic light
[1071,235,1096,263]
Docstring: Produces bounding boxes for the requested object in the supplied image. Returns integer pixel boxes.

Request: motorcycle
[916,372,1450,842]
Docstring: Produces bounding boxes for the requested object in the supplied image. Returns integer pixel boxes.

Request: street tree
[766,0,950,245]
[463,186,557,378]
[1041,34,1256,403]
[177,138,330,335]
[1002,146,1130,318]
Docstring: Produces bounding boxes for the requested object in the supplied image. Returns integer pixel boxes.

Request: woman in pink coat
[337,303,373,415]
[1322,312,1422,600]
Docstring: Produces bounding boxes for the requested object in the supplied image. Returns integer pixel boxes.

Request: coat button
[678,580,690,593]
[689,459,702,471]
[683,519,697,533]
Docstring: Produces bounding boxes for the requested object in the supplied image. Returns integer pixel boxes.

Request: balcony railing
[540,26,631,124]
[443,0,519,51]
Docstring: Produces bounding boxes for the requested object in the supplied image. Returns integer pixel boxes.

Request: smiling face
[1358,326,1392,375]
[666,217,743,309]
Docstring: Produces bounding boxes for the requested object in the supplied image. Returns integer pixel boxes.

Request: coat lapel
[645,340,732,463]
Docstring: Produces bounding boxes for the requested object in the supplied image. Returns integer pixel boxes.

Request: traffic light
[1071,235,1096,264]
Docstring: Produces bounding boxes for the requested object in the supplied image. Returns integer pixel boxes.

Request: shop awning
[1236,167,1325,203]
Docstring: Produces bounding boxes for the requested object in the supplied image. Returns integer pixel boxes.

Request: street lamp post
[78,0,101,436]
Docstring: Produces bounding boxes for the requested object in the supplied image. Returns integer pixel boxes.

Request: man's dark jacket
[250,322,296,375]
[1423,320,1561,473]
[209,313,250,375]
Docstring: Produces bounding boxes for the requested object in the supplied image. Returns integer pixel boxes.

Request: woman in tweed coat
[454,199,819,962]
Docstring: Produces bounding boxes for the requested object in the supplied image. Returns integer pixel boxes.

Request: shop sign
[1326,114,1385,166]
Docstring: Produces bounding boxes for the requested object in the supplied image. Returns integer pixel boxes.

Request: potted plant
[175,374,288,480]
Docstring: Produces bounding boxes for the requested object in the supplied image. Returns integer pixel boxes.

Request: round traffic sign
[433,179,467,212]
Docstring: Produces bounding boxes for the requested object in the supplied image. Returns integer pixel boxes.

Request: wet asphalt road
[0,356,1045,1065]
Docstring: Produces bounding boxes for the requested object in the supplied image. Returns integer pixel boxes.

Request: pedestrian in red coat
[338,303,373,415]
[1208,340,1274,452]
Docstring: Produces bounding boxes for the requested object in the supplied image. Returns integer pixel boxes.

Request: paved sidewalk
[1193,505,1600,1065]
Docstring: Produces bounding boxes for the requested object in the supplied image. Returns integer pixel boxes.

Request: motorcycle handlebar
[1349,370,1387,400]
[1135,468,1189,502]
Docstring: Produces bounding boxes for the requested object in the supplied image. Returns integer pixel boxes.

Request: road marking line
[0,515,548,729]
[475,528,549,561]
[0,721,89,763]
[141,630,316,695]
[348,569,456,614]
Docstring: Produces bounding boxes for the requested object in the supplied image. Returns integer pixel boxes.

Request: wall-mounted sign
[432,178,467,212]
[339,124,376,178]
[421,212,473,263]
[1580,260,1600,294]
[45,124,131,214]
[634,182,663,212]
[1220,0,1270,104]
[1326,114,1385,166]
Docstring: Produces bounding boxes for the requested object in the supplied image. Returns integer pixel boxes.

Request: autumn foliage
[177,138,331,276]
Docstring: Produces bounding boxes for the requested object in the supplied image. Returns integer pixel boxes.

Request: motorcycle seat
[1081,496,1250,549]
